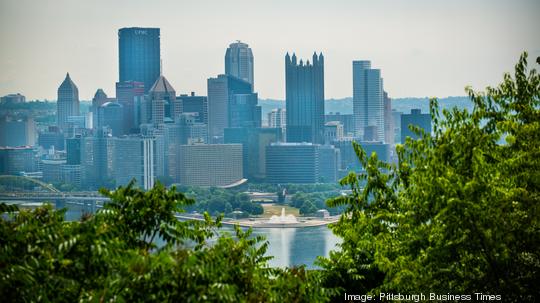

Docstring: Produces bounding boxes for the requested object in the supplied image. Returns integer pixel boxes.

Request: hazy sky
[1,0,539,101]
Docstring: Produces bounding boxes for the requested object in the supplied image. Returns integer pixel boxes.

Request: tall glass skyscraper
[285,52,325,144]
[118,27,160,93]
[225,41,254,87]
[207,74,252,142]
[57,73,79,131]
[353,60,384,141]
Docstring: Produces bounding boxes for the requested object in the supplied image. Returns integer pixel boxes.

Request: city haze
[1,0,539,100]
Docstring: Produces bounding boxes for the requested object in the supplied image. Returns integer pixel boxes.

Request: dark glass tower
[285,52,325,144]
[118,27,160,93]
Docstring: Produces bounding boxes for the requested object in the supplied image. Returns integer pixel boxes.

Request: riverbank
[176,214,340,228]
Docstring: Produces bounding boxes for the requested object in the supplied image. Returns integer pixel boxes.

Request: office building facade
[113,135,156,190]
[38,126,65,150]
[1,93,26,104]
[178,92,208,124]
[91,89,115,129]
[229,93,261,128]
[178,144,243,187]
[118,27,160,93]
[225,41,254,87]
[57,73,80,131]
[97,102,124,136]
[0,116,36,147]
[116,81,145,134]
[325,113,354,137]
[207,74,252,142]
[285,52,325,144]
[266,143,319,184]
[0,146,37,175]
[141,75,178,125]
[401,109,432,143]
[353,61,384,141]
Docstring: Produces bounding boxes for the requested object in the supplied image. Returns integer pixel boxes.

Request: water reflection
[250,226,340,269]
[65,205,341,269]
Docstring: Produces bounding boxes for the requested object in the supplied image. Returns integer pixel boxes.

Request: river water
[66,208,341,269]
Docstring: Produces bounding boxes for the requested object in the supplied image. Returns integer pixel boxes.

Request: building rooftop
[58,73,78,91]
[149,75,175,94]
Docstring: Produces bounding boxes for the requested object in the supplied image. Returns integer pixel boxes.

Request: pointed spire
[149,75,176,94]
[292,53,297,65]
[59,72,78,91]
[93,88,107,100]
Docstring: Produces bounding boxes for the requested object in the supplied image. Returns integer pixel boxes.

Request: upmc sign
[135,30,148,35]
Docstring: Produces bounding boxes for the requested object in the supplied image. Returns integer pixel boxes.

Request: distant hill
[259,96,473,118]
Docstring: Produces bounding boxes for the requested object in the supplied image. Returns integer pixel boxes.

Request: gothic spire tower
[57,73,80,131]
[285,52,325,144]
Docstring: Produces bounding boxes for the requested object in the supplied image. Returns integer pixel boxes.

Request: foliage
[0,180,334,302]
[178,186,264,217]
[319,52,540,301]
[291,191,344,215]
[247,183,344,194]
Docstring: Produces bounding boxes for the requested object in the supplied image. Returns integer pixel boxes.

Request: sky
[1,0,539,101]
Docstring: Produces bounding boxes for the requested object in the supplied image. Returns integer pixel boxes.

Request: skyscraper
[0,115,36,147]
[267,108,286,129]
[118,27,160,93]
[229,93,261,128]
[225,127,282,181]
[0,146,37,175]
[57,73,79,131]
[225,41,254,87]
[285,52,325,144]
[325,113,354,136]
[353,61,384,141]
[113,135,156,190]
[91,89,115,130]
[401,109,432,143]
[207,74,252,142]
[141,75,178,125]
[178,92,208,124]
[266,143,339,184]
[116,80,145,134]
[81,129,114,189]
[97,102,124,136]
[383,91,394,145]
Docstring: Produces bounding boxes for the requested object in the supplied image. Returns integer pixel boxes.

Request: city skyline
[1,0,539,101]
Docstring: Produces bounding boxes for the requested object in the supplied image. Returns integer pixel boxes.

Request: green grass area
[261,204,299,218]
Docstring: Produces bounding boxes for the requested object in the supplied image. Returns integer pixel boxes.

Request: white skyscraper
[267,108,286,128]
[353,61,384,141]
[225,41,254,87]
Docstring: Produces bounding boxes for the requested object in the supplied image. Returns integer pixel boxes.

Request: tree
[299,200,317,215]
[1,181,334,302]
[319,52,540,301]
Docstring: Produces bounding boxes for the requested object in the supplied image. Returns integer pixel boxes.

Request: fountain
[268,208,298,224]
